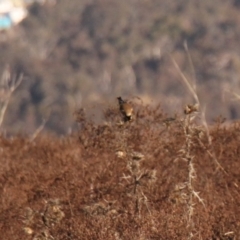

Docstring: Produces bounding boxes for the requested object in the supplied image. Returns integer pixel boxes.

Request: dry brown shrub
[0,103,239,239]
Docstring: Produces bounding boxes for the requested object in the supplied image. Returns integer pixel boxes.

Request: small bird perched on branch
[184,104,199,115]
[117,96,133,122]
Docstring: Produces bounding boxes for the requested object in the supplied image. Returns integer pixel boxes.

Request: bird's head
[117,96,124,104]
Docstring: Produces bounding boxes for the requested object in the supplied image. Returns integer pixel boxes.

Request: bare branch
[169,54,200,106]
[0,67,24,128]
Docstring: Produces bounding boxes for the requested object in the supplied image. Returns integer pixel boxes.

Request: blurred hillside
[1,0,240,134]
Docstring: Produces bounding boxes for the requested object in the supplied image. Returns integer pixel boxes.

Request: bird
[184,104,199,115]
[117,96,133,122]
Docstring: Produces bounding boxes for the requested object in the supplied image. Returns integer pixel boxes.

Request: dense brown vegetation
[0,103,239,239]
[1,0,240,134]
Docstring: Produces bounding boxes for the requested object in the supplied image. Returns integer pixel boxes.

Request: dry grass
[0,102,240,239]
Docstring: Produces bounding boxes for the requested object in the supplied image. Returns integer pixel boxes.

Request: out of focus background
[1,0,240,134]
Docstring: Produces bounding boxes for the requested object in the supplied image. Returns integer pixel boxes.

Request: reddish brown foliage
[0,105,240,239]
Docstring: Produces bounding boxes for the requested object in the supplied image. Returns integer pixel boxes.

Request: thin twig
[184,40,197,92]
[169,54,199,105]
[0,69,23,128]
[30,118,48,142]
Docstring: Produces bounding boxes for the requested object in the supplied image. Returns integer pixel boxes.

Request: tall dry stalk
[170,48,206,239]
[181,114,205,239]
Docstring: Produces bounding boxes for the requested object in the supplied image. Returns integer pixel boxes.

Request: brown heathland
[0,103,240,239]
